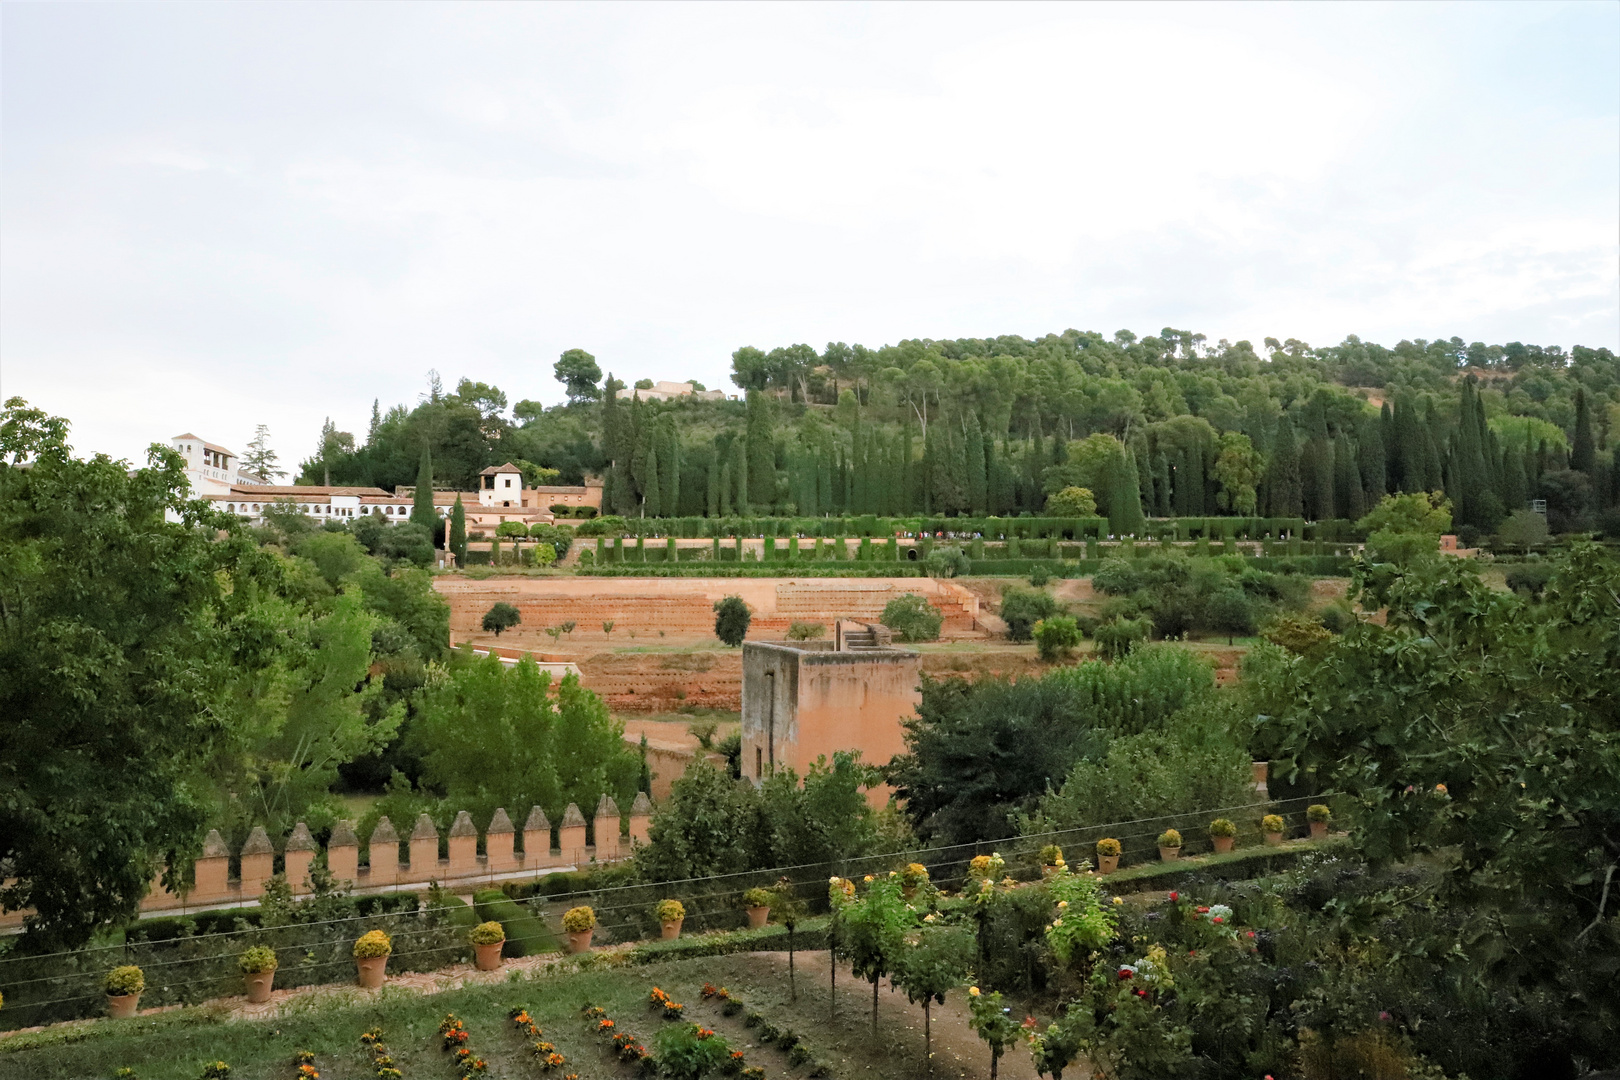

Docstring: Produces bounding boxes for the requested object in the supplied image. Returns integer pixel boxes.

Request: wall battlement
[0,797,652,931]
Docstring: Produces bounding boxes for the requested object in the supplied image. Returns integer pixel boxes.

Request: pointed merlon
[487,808,515,834]
[524,806,551,833]
[595,794,620,818]
[240,826,274,856]
[369,816,399,844]
[411,813,439,840]
[630,791,654,816]
[329,820,359,848]
[560,802,586,829]
[449,810,477,837]
[285,822,318,852]
[201,828,231,859]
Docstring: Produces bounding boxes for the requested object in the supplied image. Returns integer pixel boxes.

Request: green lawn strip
[0,968,650,1080]
[473,888,561,957]
[660,965,833,1078]
[1101,836,1351,893]
[623,918,829,965]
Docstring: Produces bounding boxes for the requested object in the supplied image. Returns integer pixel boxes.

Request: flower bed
[581,1003,653,1074]
[508,1006,580,1078]
[359,1027,403,1080]
[437,1013,487,1075]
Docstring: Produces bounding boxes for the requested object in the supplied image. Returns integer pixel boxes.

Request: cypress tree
[1333,433,1364,521]
[1379,401,1398,492]
[706,454,720,517]
[449,494,467,565]
[1301,436,1334,521]
[602,374,623,462]
[411,445,435,532]
[1572,388,1596,474]
[719,460,733,516]
[1501,441,1528,514]
[966,412,988,515]
[1156,449,1175,517]
[1420,407,1446,492]
[1358,413,1387,504]
[732,437,749,516]
[1265,419,1303,518]
[745,390,775,510]
[1132,436,1154,519]
[1114,445,1147,535]
[660,419,680,516]
[643,444,661,517]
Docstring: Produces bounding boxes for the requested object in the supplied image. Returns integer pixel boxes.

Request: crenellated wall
[0,799,653,931]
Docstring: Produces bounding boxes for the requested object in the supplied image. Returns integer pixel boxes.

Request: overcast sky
[2,2,1616,468]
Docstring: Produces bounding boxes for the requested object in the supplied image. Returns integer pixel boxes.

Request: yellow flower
[1112,897,1124,905]
[863,875,874,883]
[968,986,981,997]
[1057,900,1068,909]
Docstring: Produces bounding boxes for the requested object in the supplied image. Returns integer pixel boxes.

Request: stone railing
[0,793,654,930]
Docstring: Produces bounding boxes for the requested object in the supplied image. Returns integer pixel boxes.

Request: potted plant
[1208,818,1238,855]
[562,905,596,953]
[1095,837,1122,875]
[1307,804,1332,839]
[352,929,392,988]
[900,862,930,899]
[1262,814,1286,845]
[470,920,506,971]
[1157,829,1183,862]
[238,945,278,1004]
[1038,845,1066,877]
[104,965,145,1018]
[656,899,686,940]
[743,887,772,929]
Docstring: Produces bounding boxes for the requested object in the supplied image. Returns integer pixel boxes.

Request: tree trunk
[872,976,880,1034]
[788,927,796,1002]
[924,999,931,1075]
[830,941,836,1021]
[991,1049,1000,1080]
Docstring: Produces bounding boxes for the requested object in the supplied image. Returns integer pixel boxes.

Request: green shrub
[655,899,686,923]
[1157,829,1182,848]
[999,586,1061,642]
[1209,818,1237,838]
[743,887,773,908]
[1096,838,1121,857]
[562,905,596,932]
[925,545,971,579]
[1032,615,1083,661]
[881,594,942,642]
[786,621,825,641]
[1093,615,1150,661]
[1307,804,1332,824]
[473,888,557,956]
[1262,814,1286,834]
[713,596,751,646]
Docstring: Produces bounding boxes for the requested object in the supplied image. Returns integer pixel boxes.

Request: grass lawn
[0,947,1016,1080]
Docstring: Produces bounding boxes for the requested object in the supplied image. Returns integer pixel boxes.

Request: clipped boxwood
[1262,814,1286,834]
[1208,818,1238,838]
[1096,837,1122,857]
[1306,804,1333,824]
[473,888,558,957]
[1157,829,1183,848]
[562,906,596,933]
[742,887,772,908]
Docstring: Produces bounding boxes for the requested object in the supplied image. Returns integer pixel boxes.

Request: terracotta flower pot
[661,918,683,941]
[1264,831,1283,846]
[106,993,140,1019]
[1096,855,1119,875]
[566,928,594,954]
[746,905,770,929]
[356,955,388,989]
[474,942,504,971]
[244,970,275,1004]
[1310,821,1328,839]
[1158,845,1180,862]
[1212,835,1235,854]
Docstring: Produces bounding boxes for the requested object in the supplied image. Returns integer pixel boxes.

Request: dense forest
[303,330,1620,535]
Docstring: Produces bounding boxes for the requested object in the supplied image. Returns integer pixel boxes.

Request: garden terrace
[0,800,649,936]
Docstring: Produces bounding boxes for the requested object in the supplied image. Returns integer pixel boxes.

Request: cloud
[1,1,1614,464]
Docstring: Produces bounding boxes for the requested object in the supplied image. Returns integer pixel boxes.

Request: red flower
[1197,906,1209,913]
[1118,968,1134,979]
[1168,891,1178,901]
[1135,989,1147,998]
[1212,916,1224,924]
[1246,930,1256,939]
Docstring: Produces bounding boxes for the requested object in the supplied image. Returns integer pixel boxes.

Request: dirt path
[725,950,1046,1080]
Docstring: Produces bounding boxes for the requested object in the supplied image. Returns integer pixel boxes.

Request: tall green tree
[553,348,602,403]
[1572,387,1596,475]
[1263,418,1302,518]
[1,401,290,947]
[449,495,467,565]
[745,390,776,509]
[411,445,435,534]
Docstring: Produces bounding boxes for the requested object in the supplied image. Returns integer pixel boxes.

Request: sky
[2,1,1617,468]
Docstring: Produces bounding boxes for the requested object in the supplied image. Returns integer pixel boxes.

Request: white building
[169,433,273,498]
[613,380,729,403]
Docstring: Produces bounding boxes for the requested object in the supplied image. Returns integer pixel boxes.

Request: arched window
[252,504,260,512]
[227,503,235,512]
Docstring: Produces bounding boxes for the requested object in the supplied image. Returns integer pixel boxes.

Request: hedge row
[575,555,1354,578]
[578,515,1344,542]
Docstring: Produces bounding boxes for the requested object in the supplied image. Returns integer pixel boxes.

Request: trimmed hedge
[472,888,560,957]
[560,514,1343,542]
